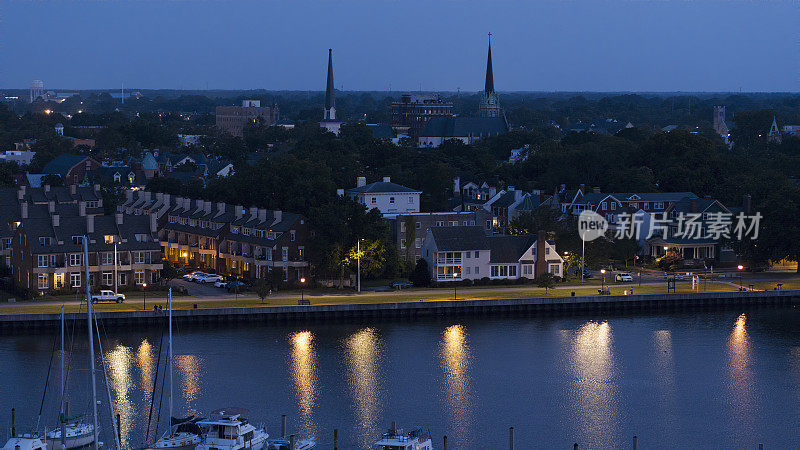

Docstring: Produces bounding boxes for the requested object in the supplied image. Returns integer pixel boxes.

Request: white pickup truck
[91,290,125,304]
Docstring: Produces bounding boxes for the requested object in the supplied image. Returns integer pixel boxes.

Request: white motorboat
[2,435,46,450]
[147,290,202,450]
[196,408,269,450]
[374,423,433,450]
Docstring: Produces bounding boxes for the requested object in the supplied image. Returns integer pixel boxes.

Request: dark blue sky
[1,1,797,92]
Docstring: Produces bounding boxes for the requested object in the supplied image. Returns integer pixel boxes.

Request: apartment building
[387,210,492,262]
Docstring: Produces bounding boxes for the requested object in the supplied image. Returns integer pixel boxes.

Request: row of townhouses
[0,184,164,293]
[119,190,309,282]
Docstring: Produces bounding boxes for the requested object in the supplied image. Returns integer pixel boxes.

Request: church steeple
[324,48,336,120]
[485,33,495,95]
[477,33,502,118]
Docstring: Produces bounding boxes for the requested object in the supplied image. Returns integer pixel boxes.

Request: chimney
[196,199,203,210]
[52,214,59,228]
[382,176,391,183]
[593,187,601,194]
[743,194,752,214]
[258,209,267,222]
[235,206,243,219]
[690,198,698,213]
[79,201,86,216]
[125,190,134,202]
[20,202,28,219]
[535,230,547,278]
[144,191,152,202]
[70,184,76,195]
[115,213,123,225]
[249,206,258,220]
[357,176,367,187]
[217,201,226,214]
[336,188,344,196]
[94,184,100,192]
[150,213,157,233]
[273,210,282,224]
[204,201,211,214]
[453,176,460,195]
[17,185,26,200]
[86,215,94,233]
[163,193,171,206]
[48,200,55,213]
[508,186,515,191]
[155,192,163,202]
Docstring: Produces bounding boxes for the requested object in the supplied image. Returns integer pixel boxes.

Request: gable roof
[429,226,490,251]
[43,154,92,176]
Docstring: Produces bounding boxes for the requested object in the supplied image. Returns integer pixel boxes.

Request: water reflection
[289,331,318,438]
[174,354,202,406]
[440,324,472,448]
[343,328,382,450]
[727,313,754,434]
[105,344,134,449]
[568,321,618,447]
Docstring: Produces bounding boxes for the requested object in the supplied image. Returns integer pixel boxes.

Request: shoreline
[1,289,796,332]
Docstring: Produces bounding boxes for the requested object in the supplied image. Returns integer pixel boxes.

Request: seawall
[1,289,797,333]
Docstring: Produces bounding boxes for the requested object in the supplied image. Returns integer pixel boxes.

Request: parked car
[182,271,203,281]
[615,272,634,282]
[197,274,223,283]
[177,265,196,274]
[213,280,229,288]
[91,290,125,304]
[391,280,413,289]
[226,281,250,293]
[582,268,593,278]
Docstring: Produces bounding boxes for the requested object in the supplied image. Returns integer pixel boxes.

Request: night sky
[1,0,797,92]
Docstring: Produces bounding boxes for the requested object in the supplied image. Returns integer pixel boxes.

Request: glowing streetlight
[142,282,148,310]
[453,272,459,301]
[300,277,306,304]
[600,268,607,292]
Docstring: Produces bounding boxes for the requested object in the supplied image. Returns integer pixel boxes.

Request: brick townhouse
[12,210,162,292]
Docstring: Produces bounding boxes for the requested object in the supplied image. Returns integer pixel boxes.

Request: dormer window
[39,237,52,246]
[72,236,84,245]
[104,235,116,244]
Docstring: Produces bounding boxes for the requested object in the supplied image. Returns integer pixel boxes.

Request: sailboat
[147,289,202,450]
[45,306,96,450]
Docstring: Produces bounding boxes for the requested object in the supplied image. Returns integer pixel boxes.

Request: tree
[536,272,557,292]
[160,260,179,284]
[410,259,431,287]
[254,279,271,304]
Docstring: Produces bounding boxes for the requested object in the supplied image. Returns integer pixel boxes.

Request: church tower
[477,34,502,118]
[320,48,343,135]
[768,116,782,144]
[324,48,336,120]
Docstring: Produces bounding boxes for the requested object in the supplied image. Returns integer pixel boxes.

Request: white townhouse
[422,226,563,282]
[342,176,421,217]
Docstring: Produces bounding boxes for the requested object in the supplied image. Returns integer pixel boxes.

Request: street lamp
[300,277,306,304]
[142,282,147,310]
[356,239,364,293]
[737,264,744,290]
[453,272,459,300]
[600,268,606,293]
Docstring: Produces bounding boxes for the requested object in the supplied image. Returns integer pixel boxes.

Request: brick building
[215,100,279,137]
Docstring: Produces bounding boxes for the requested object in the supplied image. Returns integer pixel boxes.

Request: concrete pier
[0,289,797,332]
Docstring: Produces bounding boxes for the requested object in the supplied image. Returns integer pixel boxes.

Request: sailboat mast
[168,287,173,434]
[60,305,64,415]
[83,237,99,449]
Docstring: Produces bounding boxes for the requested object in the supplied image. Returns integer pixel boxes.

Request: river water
[2,307,800,449]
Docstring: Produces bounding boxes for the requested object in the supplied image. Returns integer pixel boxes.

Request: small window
[408,197,414,204]
[475,251,480,258]
[389,197,395,204]
[72,236,84,245]
[104,235,115,244]
[290,230,296,242]
[371,197,377,204]
[416,222,421,229]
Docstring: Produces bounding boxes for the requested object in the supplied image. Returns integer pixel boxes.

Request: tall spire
[324,48,336,120]
[484,33,494,94]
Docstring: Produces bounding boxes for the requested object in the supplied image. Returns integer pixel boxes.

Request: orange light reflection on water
[344,328,381,450]
[290,331,318,438]
[440,324,472,447]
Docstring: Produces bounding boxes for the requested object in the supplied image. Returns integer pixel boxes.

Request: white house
[422,226,563,282]
[342,177,421,217]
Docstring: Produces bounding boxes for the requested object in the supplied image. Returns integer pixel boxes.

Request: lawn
[0,282,742,315]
